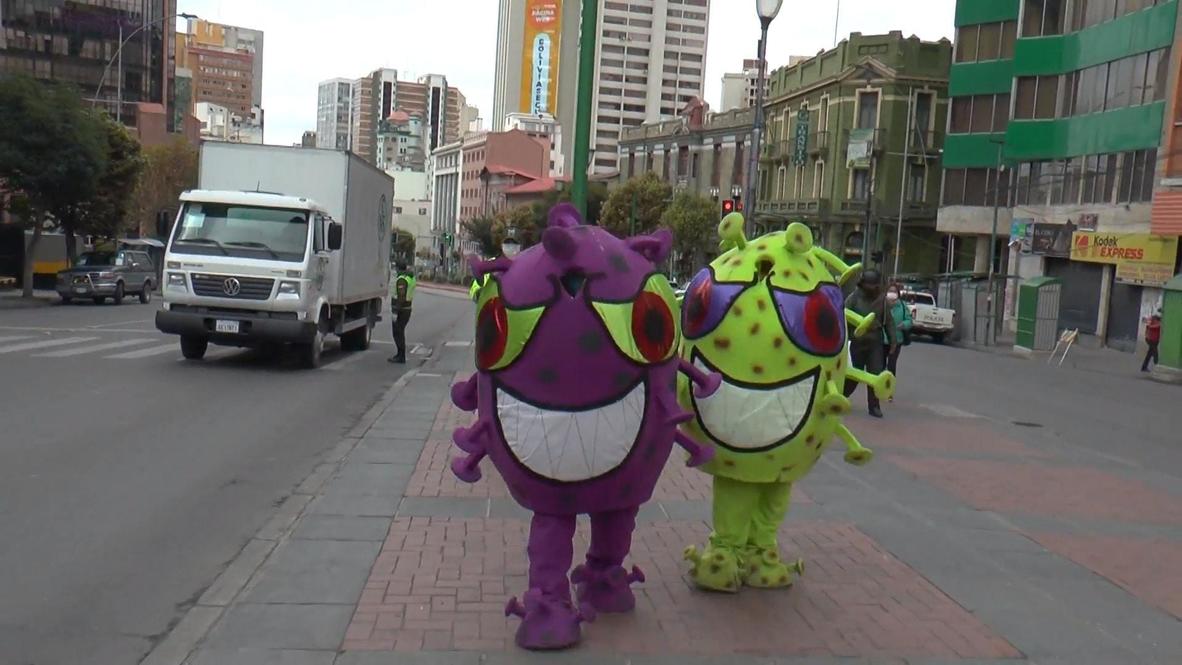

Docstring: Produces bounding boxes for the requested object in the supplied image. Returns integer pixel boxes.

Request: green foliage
[72,113,146,241]
[461,216,502,258]
[600,173,673,238]
[391,227,416,262]
[0,74,108,221]
[130,137,199,238]
[661,192,721,277]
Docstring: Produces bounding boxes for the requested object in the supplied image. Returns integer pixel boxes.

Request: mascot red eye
[476,296,509,369]
[684,278,711,337]
[632,291,675,362]
[803,289,843,355]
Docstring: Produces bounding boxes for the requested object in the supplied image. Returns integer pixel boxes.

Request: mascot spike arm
[448,203,719,650]
[678,213,894,592]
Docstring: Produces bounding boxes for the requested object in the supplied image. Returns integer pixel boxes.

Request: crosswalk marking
[106,343,180,359]
[33,338,159,358]
[0,335,35,344]
[0,337,99,354]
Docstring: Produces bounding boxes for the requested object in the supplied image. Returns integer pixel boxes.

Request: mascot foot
[505,589,588,651]
[572,563,645,613]
[684,545,741,593]
[743,547,804,589]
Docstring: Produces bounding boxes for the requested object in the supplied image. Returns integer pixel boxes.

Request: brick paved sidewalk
[152,344,1182,665]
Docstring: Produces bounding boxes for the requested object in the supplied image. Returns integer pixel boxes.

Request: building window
[777,166,788,198]
[1015,76,1058,120]
[914,91,935,134]
[950,97,972,133]
[1023,0,1065,37]
[794,166,806,197]
[908,164,926,202]
[856,91,879,129]
[1072,0,1159,31]
[943,169,966,205]
[1119,148,1158,203]
[813,161,825,198]
[851,168,870,200]
[970,95,994,133]
[711,143,722,187]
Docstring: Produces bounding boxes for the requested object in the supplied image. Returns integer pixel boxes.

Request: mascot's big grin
[689,351,818,453]
[494,381,647,482]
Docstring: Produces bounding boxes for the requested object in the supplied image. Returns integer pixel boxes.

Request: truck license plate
[215,320,240,334]
[74,287,87,294]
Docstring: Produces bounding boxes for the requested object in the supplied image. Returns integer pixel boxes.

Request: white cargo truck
[155,143,394,368]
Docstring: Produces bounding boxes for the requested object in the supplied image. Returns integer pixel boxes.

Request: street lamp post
[570,0,600,221]
[985,138,1005,346]
[503,225,521,258]
[94,12,198,122]
[743,0,784,236]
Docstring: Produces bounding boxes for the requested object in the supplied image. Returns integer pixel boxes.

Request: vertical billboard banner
[520,0,563,116]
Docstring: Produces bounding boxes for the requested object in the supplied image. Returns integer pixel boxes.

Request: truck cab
[156,190,378,367]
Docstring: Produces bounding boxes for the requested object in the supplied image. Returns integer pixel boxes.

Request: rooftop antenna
[256,181,261,192]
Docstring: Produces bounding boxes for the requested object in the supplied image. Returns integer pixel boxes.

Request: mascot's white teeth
[496,385,645,482]
[692,357,816,450]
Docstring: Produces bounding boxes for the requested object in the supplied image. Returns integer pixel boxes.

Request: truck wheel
[340,320,372,352]
[113,283,125,305]
[60,295,72,305]
[181,336,208,360]
[139,282,153,304]
[93,297,106,305]
[931,332,946,344]
[300,323,325,369]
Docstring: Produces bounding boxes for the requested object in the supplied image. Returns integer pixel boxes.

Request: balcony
[809,131,831,156]
[756,198,830,217]
[761,140,790,162]
[908,130,943,156]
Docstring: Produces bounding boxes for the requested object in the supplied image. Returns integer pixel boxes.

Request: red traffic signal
[736,200,744,212]
[721,199,735,213]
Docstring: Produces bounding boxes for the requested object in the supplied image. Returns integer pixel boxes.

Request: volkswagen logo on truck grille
[223,277,242,296]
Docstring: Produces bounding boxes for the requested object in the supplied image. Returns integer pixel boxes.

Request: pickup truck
[900,289,956,343]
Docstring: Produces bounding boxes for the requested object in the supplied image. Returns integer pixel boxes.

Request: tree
[461,216,503,258]
[63,112,146,260]
[0,74,107,297]
[661,192,720,279]
[391,227,416,263]
[129,137,199,240]
[600,173,672,238]
[495,204,541,248]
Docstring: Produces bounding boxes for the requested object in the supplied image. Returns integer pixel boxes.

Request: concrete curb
[140,368,422,665]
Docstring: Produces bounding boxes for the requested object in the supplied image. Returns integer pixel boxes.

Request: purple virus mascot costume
[449,203,720,650]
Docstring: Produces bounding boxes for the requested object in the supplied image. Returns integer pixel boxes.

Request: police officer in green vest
[388,261,416,364]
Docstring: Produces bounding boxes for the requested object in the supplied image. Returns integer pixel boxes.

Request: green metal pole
[571,0,599,221]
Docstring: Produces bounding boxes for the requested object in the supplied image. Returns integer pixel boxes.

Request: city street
[0,287,473,665]
[132,323,1182,665]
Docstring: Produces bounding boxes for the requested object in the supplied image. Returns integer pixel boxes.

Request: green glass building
[940,0,1182,350]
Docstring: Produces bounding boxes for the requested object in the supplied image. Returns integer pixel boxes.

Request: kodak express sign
[1070,232,1179,286]
[519,0,563,116]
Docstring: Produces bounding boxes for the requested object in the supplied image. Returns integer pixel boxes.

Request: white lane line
[86,319,154,329]
[0,335,35,344]
[444,341,472,347]
[34,338,159,358]
[0,337,100,354]
[106,343,180,359]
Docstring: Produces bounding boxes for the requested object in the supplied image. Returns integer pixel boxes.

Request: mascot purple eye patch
[683,267,847,357]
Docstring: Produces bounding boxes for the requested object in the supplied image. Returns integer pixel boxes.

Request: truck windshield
[172,203,310,262]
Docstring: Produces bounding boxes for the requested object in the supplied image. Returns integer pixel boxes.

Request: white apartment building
[429,140,464,247]
[316,78,354,151]
[504,112,564,177]
[591,0,711,174]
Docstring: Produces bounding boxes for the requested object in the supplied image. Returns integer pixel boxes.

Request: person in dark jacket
[844,269,897,418]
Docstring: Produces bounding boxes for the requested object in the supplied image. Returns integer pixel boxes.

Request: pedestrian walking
[1142,312,1162,372]
[883,285,912,401]
[844,269,897,418]
[388,261,415,364]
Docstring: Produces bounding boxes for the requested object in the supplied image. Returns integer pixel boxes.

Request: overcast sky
[177,0,955,147]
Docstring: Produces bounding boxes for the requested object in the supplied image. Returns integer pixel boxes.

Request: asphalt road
[0,288,471,665]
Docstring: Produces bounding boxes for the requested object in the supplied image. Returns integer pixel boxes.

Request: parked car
[900,289,956,343]
[56,250,156,305]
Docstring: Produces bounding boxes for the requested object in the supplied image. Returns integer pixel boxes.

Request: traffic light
[736,200,744,212]
[721,199,735,214]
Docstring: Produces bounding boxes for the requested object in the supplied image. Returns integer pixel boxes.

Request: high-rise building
[940,0,1182,351]
[347,69,467,166]
[505,112,564,177]
[178,19,264,141]
[719,58,801,112]
[493,0,711,177]
[316,78,354,151]
[0,0,178,134]
[301,131,317,148]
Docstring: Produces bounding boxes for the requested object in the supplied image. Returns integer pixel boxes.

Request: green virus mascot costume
[680,214,895,591]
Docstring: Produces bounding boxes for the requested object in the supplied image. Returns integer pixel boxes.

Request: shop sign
[1077,213,1098,231]
[1070,232,1180,287]
[1031,222,1074,257]
[1011,218,1034,254]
